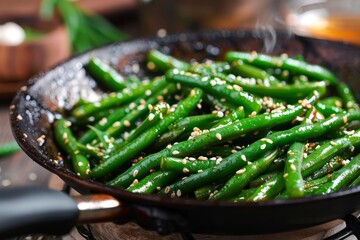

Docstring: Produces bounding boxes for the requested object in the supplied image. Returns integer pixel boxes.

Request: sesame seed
[233,84,242,91]
[182,159,187,164]
[133,169,139,177]
[342,116,348,124]
[145,89,152,96]
[260,144,266,150]
[198,156,208,161]
[216,111,224,118]
[176,190,182,197]
[283,173,289,178]
[231,149,237,154]
[236,168,246,174]
[197,169,203,173]
[303,152,308,158]
[330,141,336,146]
[351,146,355,152]
[156,186,161,191]
[112,121,121,127]
[290,164,296,171]
[64,121,72,127]
[132,179,139,186]
[123,120,131,127]
[148,113,155,121]
[241,155,246,161]
[347,102,354,108]
[216,133,222,140]
[17,114,23,120]
[99,118,107,126]
[172,150,180,155]
[183,168,190,173]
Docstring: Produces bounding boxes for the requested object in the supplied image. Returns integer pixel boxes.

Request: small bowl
[0,20,70,98]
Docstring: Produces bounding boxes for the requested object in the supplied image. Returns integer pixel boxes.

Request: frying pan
[4,29,360,238]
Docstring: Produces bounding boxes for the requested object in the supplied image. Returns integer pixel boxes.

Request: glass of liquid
[284,0,360,45]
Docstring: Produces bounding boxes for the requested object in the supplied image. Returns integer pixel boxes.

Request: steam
[252,0,293,53]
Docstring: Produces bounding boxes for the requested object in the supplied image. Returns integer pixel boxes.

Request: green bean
[231,188,258,202]
[301,130,360,177]
[225,51,338,85]
[85,57,127,91]
[203,94,238,112]
[147,49,190,72]
[106,84,177,139]
[232,80,327,103]
[91,88,204,179]
[108,93,319,188]
[212,106,245,128]
[304,175,331,190]
[194,184,223,200]
[78,107,127,144]
[349,175,360,187]
[127,170,179,194]
[305,155,346,181]
[0,141,20,158]
[248,171,280,188]
[212,149,280,200]
[337,82,360,111]
[247,172,285,201]
[160,157,218,174]
[125,102,170,143]
[313,153,360,194]
[284,142,305,198]
[86,125,110,150]
[161,111,360,196]
[230,61,281,86]
[190,61,230,76]
[72,77,167,119]
[166,69,263,113]
[54,118,91,178]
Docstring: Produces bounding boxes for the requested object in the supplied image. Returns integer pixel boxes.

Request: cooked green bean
[127,170,179,194]
[91,88,204,178]
[313,153,360,194]
[166,69,263,113]
[212,149,280,200]
[160,157,218,174]
[108,93,319,188]
[337,82,360,111]
[225,51,338,85]
[85,57,127,91]
[54,118,91,178]
[230,61,281,86]
[147,49,190,72]
[0,141,21,158]
[52,50,360,202]
[162,111,360,196]
[72,77,167,119]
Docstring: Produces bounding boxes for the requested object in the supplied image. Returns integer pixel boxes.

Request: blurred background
[0,0,359,99]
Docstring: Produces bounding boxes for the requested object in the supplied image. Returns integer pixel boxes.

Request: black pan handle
[0,187,129,239]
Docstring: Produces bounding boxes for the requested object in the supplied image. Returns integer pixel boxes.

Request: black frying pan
[4,30,360,238]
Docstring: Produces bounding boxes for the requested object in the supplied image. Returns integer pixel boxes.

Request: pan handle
[0,187,130,239]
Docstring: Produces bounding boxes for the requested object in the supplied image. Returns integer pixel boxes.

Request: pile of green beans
[53,50,360,202]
